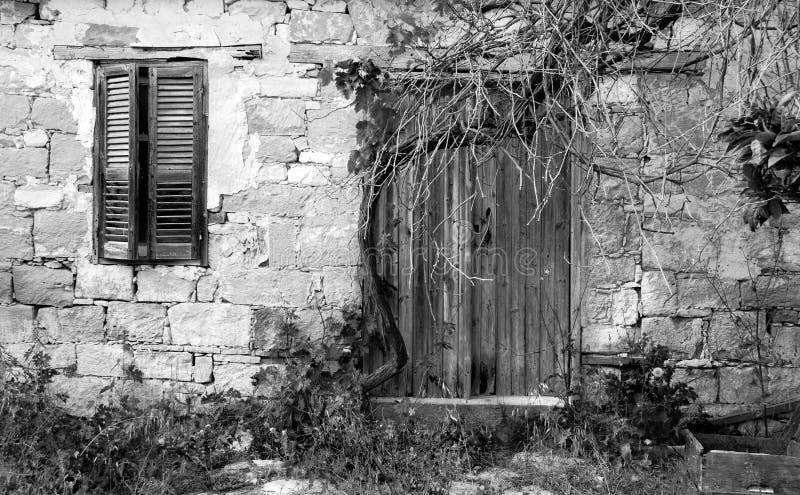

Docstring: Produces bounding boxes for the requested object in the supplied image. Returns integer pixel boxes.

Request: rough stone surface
[640,271,677,316]
[298,216,358,267]
[196,275,218,302]
[586,256,636,288]
[289,10,354,43]
[580,324,638,353]
[321,266,359,306]
[0,304,35,343]
[134,350,193,381]
[228,0,286,25]
[75,261,134,301]
[718,367,765,404]
[218,269,315,306]
[677,275,739,309]
[106,302,166,342]
[136,269,196,302]
[194,355,213,383]
[33,209,88,257]
[49,133,90,181]
[211,362,284,397]
[77,23,140,46]
[223,185,313,217]
[168,303,251,347]
[641,317,704,359]
[741,274,800,308]
[76,344,133,377]
[37,306,105,343]
[253,307,290,351]
[767,325,800,364]
[268,222,297,268]
[347,0,394,44]
[707,310,766,360]
[671,367,718,403]
[259,77,317,99]
[0,270,10,303]
[246,98,306,136]
[22,129,47,148]
[14,184,63,209]
[46,375,115,416]
[0,148,48,178]
[610,289,638,326]
[0,93,29,128]
[313,0,347,13]
[306,108,359,153]
[287,164,329,185]
[12,264,74,307]
[31,97,77,133]
[256,135,298,163]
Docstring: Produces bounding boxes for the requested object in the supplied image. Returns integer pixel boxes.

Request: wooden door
[365,138,571,398]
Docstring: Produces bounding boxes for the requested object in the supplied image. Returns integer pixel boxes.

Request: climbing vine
[330,0,800,390]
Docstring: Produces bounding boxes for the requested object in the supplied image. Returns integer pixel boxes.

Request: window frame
[92,59,209,266]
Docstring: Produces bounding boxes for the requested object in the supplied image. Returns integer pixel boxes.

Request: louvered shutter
[97,64,137,260]
[148,65,204,261]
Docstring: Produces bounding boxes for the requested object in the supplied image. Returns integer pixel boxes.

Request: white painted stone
[287,164,330,185]
[37,306,105,343]
[136,269,196,302]
[107,302,166,342]
[194,355,213,383]
[168,303,251,347]
[134,350,193,381]
[22,129,48,148]
[14,184,64,209]
[75,260,134,301]
[76,344,133,377]
[298,150,333,163]
[259,77,318,98]
[0,94,29,128]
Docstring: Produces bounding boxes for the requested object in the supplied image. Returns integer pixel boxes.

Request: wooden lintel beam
[289,43,707,74]
[53,44,262,61]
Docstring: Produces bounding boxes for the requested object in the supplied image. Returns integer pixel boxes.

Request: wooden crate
[684,430,800,494]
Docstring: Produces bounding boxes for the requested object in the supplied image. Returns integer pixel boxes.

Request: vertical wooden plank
[429,151,444,397]
[412,162,429,396]
[551,141,571,396]
[458,147,473,399]
[508,141,526,395]
[442,152,458,398]
[538,131,557,395]
[524,139,542,395]
[397,171,414,396]
[383,181,400,396]
[569,134,585,395]
[495,145,512,396]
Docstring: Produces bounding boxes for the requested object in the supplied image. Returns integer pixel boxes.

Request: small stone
[76,343,133,377]
[14,184,64,209]
[168,303,251,347]
[306,107,359,153]
[312,0,346,12]
[268,222,297,268]
[0,94,29,128]
[31,97,78,133]
[298,150,333,163]
[33,209,88,257]
[12,264,74,307]
[287,164,329,185]
[256,135,297,163]
[0,148,48,178]
[136,269,196,302]
[289,10,353,43]
[37,306,105,343]
[22,129,48,148]
[49,133,90,181]
[286,0,309,10]
[106,302,166,342]
[193,355,213,383]
[75,260,134,301]
[245,98,306,136]
[218,269,315,306]
[0,1,37,24]
[641,317,704,359]
[640,271,677,316]
[0,304,35,342]
[133,350,193,381]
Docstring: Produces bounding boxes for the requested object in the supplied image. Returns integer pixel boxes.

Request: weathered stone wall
[583,66,800,417]
[0,0,377,414]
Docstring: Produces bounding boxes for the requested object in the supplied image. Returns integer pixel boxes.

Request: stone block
[586,256,636,288]
[0,1,36,24]
[611,288,638,326]
[0,270,9,303]
[76,23,140,46]
[136,269,196,302]
[43,343,78,369]
[347,0,393,44]
[259,77,317,98]
[256,135,297,163]
[168,303,251,347]
[766,367,800,402]
[228,0,286,24]
[49,133,90,181]
[306,107,359,154]
[223,184,313,217]
[765,325,800,365]
[642,223,717,272]
[33,209,88,257]
[718,367,765,403]
[46,375,115,417]
[257,164,289,183]
[298,216,358,267]
[22,129,47,148]
[289,10,353,43]
[0,220,32,259]
[208,222,269,271]
[741,274,800,308]
[0,148,48,178]
[106,302,166,343]
[211,362,285,397]
[133,350,193,381]
[708,310,766,361]
[12,264,73,307]
[76,343,133,377]
[31,97,77,133]
[580,324,639,353]
[37,305,105,343]
[194,355,213,383]
[245,98,306,136]
[14,184,64,209]
[321,266,359,307]
[252,307,289,351]
[0,93,28,128]
[640,271,677,316]
[287,164,330,185]
[75,260,134,300]
[309,183,360,216]
[196,275,218,302]
[218,269,315,306]
[0,304,34,342]
[677,274,739,310]
[671,367,718,403]
[268,222,297,268]
[584,202,626,255]
[641,317,704,359]
[313,0,347,12]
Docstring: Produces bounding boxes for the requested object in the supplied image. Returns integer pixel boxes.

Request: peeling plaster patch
[76,23,140,46]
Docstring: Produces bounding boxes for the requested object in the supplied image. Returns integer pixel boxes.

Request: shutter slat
[149,66,202,261]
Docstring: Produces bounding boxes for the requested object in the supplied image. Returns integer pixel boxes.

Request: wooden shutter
[97,64,137,260]
[148,65,205,261]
